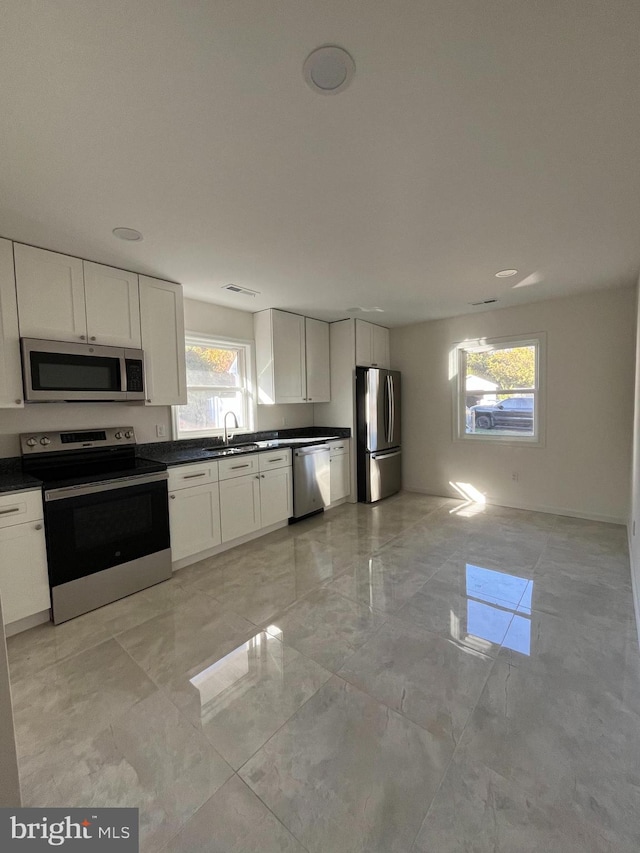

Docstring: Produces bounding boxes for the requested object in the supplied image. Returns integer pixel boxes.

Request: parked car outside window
[469,396,534,430]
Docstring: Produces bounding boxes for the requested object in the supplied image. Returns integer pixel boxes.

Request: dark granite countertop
[0,458,43,494]
[138,426,351,468]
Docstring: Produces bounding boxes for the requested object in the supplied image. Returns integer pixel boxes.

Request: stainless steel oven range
[21,427,171,624]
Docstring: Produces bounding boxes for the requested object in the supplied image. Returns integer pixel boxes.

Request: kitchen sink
[200,443,259,458]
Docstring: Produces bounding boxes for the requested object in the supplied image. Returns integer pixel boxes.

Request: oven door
[21,338,130,402]
[44,473,170,622]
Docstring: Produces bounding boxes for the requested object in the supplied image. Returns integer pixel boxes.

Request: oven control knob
[124,430,133,439]
[115,431,123,439]
[39,437,51,446]
[26,437,38,447]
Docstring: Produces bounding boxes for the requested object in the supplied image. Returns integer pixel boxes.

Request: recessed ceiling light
[303,46,355,95]
[495,269,518,278]
[112,227,143,241]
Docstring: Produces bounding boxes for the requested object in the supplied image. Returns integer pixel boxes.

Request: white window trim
[453,332,546,447]
[172,332,256,440]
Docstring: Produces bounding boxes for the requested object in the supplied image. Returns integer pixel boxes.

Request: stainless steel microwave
[21,338,145,402]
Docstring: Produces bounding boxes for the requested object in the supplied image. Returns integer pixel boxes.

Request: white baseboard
[171,519,289,571]
[403,486,626,526]
[628,523,640,650]
[5,609,50,638]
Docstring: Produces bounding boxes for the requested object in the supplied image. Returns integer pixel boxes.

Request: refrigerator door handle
[386,375,393,443]
[371,449,402,460]
[389,375,395,442]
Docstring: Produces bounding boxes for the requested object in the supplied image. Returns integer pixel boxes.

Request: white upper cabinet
[139,275,187,406]
[0,239,23,407]
[14,244,86,343]
[14,246,142,348]
[355,318,390,368]
[305,317,330,402]
[255,308,330,404]
[83,262,141,348]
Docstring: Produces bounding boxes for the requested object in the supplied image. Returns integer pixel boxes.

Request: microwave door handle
[120,354,128,393]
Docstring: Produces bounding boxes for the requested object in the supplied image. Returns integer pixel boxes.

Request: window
[173,334,254,439]
[455,334,544,443]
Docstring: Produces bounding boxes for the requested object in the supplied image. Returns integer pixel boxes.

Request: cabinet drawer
[218,454,259,481]
[0,490,43,529]
[259,448,292,472]
[168,462,218,491]
[328,440,349,457]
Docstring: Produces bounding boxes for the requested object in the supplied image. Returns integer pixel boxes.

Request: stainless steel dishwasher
[293,445,331,519]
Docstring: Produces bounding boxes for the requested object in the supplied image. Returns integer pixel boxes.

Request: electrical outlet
[156,424,166,438]
[512,471,519,482]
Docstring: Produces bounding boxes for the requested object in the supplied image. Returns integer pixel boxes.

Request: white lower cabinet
[259,466,292,527]
[0,493,50,626]
[329,440,350,504]
[220,474,262,543]
[169,482,221,561]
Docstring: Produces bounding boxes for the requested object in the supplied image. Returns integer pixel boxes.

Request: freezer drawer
[359,448,402,503]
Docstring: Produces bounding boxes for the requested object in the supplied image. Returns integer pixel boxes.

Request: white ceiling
[1,1,639,326]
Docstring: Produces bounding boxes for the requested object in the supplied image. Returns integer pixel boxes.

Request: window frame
[453,332,546,446]
[172,332,256,441]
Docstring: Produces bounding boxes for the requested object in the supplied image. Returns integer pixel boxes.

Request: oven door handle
[45,471,168,501]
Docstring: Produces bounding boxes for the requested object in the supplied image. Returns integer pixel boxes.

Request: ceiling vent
[469,298,498,306]
[221,284,260,297]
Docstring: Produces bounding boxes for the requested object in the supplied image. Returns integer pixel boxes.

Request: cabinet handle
[170,494,176,499]
[261,474,265,478]
[371,363,378,367]
[231,463,250,470]
[147,398,152,403]
[15,399,21,405]
[255,475,260,479]
[268,457,284,462]
[90,336,96,341]
[183,472,206,479]
[34,524,43,530]
[333,446,344,450]
[0,507,20,515]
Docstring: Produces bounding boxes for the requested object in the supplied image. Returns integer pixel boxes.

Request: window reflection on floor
[453,563,532,656]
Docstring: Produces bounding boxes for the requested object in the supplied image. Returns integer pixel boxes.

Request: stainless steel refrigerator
[356,366,402,503]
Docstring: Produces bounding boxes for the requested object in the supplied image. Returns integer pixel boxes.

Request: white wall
[628,279,640,639]
[184,298,314,432]
[391,286,635,523]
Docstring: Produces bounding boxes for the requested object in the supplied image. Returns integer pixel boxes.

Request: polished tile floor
[7,493,640,851]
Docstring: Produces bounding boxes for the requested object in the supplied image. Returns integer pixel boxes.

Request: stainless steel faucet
[223,411,239,445]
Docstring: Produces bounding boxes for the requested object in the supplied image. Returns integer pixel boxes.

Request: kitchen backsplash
[0,401,314,458]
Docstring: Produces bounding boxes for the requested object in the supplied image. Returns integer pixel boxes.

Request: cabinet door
[355,319,373,367]
[305,317,330,402]
[330,453,350,503]
[219,474,261,542]
[0,523,50,625]
[83,262,141,348]
[169,482,221,562]
[260,467,292,526]
[139,276,187,405]
[272,310,306,403]
[371,324,390,368]
[14,244,86,343]
[0,240,23,408]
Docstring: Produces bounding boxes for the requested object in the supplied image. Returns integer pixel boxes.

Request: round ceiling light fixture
[112,227,143,242]
[303,46,355,95]
[495,269,518,278]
